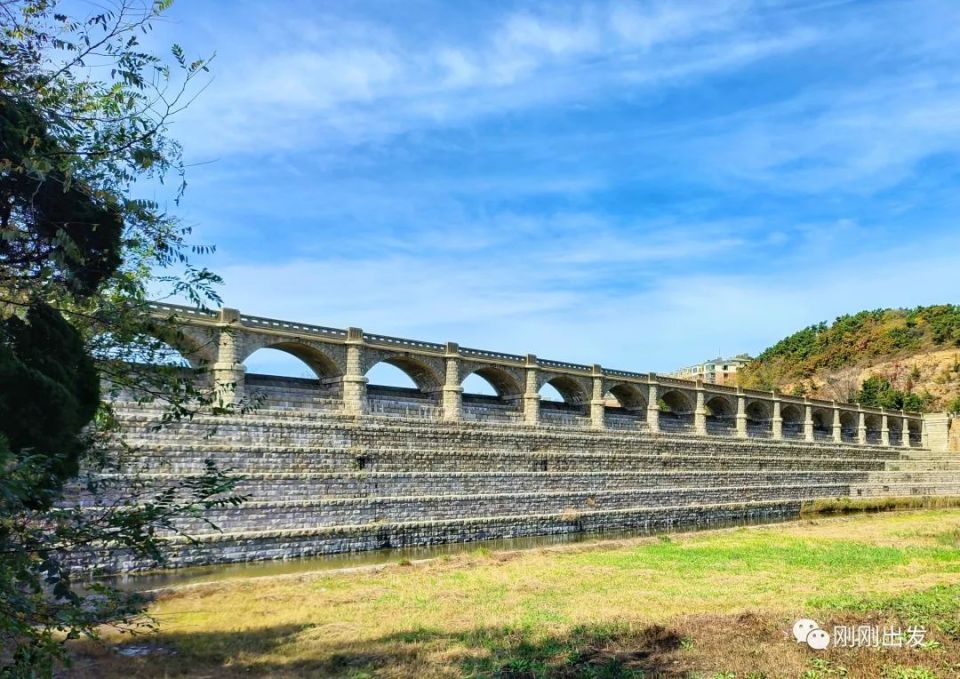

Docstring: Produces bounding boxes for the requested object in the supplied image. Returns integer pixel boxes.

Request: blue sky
[148,0,960,382]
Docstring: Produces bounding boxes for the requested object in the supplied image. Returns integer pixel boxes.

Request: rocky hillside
[737,306,960,412]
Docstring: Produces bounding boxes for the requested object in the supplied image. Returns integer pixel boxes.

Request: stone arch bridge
[149,302,927,448]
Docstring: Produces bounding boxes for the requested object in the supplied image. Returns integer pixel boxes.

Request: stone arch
[659,388,695,433]
[810,407,833,439]
[140,321,217,368]
[240,338,344,380]
[364,353,444,394]
[746,400,771,421]
[781,403,804,439]
[237,337,347,408]
[660,389,694,414]
[606,382,648,411]
[704,394,735,435]
[704,394,734,417]
[461,364,523,400]
[100,326,216,402]
[888,415,904,446]
[537,374,589,405]
[839,410,858,442]
[745,400,772,438]
[907,418,922,447]
[864,413,882,444]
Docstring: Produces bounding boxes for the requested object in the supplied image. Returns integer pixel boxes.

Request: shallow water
[108,513,793,592]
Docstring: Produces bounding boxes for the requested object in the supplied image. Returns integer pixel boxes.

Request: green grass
[800,496,960,517]
[74,509,960,678]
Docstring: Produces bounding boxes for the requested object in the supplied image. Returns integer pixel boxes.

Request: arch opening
[243,342,344,410]
[781,403,804,440]
[461,367,523,422]
[604,383,648,431]
[811,408,833,441]
[539,376,588,425]
[462,366,522,400]
[839,411,858,443]
[908,418,922,447]
[705,395,735,436]
[888,416,904,446]
[462,372,497,396]
[659,389,694,433]
[366,357,441,393]
[539,376,587,405]
[365,357,442,419]
[134,321,217,369]
[95,332,210,403]
[745,400,772,439]
[607,384,648,411]
[864,413,882,445]
[539,383,564,402]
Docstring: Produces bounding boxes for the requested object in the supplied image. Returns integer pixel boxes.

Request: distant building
[668,354,753,385]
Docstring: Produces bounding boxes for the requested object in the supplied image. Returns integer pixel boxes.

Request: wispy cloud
[173,1,815,156]
[146,0,960,380]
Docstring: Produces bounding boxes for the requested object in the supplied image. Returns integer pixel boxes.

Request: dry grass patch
[71,509,960,678]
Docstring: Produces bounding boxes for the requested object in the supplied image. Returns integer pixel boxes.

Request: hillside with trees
[737,306,960,413]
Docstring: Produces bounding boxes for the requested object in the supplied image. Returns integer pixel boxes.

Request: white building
[669,354,753,385]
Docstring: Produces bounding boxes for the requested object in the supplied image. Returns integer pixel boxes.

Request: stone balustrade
[148,302,934,448]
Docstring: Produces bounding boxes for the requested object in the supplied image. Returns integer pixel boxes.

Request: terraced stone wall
[70,397,960,573]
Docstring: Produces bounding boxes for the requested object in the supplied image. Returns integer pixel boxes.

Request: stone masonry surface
[70,389,960,572]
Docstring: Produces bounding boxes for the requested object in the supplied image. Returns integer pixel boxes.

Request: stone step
[112,445,891,474]
[885,460,960,471]
[113,420,908,458]
[116,442,905,467]
[66,470,873,503]
[110,407,918,454]
[849,482,960,497]
[866,471,960,482]
[113,438,905,463]
[162,484,849,534]
[110,405,927,444]
[81,499,805,572]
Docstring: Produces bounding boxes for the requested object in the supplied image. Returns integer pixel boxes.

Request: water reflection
[107,512,797,592]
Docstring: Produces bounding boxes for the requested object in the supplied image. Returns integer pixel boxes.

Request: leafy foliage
[857,376,928,413]
[0,1,246,674]
[739,305,960,410]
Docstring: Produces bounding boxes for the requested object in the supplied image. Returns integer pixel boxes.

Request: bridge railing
[147,301,218,319]
[603,368,649,380]
[538,358,593,373]
[147,301,929,421]
[460,347,526,363]
[363,333,445,352]
[241,313,348,338]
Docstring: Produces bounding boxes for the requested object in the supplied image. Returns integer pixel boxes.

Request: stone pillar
[923,413,951,452]
[590,365,606,430]
[646,374,660,433]
[442,342,463,422]
[901,412,911,448]
[880,409,890,447]
[523,354,540,426]
[832,404,843,443]
[694,380,707,436]
[771,392,783,441]
[803,399,814,442]
[212,307,246,408]
[342,327,367,416]
[857,408,867,446]
[735,389,748,438]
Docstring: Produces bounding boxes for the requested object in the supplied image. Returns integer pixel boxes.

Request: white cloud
[233,228,960,378]
[174,1,813,156]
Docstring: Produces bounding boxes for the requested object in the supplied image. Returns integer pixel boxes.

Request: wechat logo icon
[793,619,830,650]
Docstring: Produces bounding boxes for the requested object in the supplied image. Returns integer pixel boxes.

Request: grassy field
[74,510,960,678]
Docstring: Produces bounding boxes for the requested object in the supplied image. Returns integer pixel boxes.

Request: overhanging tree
[1,1,245,674]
